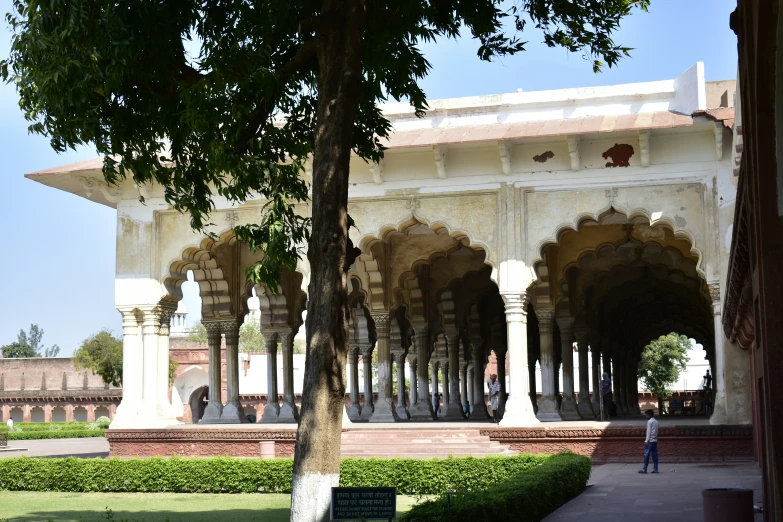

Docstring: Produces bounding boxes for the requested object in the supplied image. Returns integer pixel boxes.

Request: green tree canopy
[73,329,124,387]
[3,0,648,514]
[1,324,59,358]
[74,329,178,386]
[1,341,37,358]
[638,333,691,402]
[186,322,208,344]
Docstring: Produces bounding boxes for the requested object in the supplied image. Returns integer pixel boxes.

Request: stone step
[338,428,514,459]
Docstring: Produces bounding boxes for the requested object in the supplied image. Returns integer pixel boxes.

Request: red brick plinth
[106,428,296,458]
[482,425,754,462]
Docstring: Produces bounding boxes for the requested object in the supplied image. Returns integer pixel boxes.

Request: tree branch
[235,39,317,154]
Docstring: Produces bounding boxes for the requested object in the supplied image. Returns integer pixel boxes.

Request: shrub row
[0,454,550,495]
[7,430,106,440]
[399,453,592,522]
[1,423,108,433]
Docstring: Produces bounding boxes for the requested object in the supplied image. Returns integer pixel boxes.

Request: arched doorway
[189,386,209,424]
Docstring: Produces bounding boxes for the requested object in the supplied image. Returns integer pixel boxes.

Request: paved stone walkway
[544,462,763,522]
[0,437,109,459]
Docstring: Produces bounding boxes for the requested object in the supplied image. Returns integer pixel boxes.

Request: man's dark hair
[645,409,655,417]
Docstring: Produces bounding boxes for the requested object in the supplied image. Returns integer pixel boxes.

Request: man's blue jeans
[643,442,659,471]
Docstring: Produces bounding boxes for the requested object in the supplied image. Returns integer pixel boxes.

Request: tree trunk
[290,2,366,521]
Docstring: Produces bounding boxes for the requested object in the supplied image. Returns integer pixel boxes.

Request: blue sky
[0,0,738,355]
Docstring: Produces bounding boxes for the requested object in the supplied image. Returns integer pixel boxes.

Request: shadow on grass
[0,508,290,522]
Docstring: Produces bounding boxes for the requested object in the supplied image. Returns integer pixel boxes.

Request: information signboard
[330,487,397,521]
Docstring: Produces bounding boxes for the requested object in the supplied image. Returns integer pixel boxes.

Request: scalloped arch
[533,205,705,281]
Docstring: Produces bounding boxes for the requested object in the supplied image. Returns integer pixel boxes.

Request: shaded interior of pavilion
[179,209,716,424]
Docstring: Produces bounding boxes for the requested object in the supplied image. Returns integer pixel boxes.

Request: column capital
[203,321,224,344]
[360,344,374,358]
[372,314,391,338]
[501,292,528,322]
[555,315,575,341]
[535,306,555,333]
[708,282,721,315]
[158,307,176,337]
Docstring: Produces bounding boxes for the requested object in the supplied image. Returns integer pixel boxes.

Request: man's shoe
[651,470,659,474]
[638,469,647,474]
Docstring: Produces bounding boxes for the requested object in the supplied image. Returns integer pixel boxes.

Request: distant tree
[187,323,208,344]
[239,321,266,353]
[73,330,124,386]
[293,338,306,355]
[1,324,59,358]
[74,329,178,387]
[638,333,691,413]
[1,341,37,358]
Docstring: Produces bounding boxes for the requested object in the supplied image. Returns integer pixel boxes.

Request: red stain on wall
[602,143,635,167]
[533,151,555,163]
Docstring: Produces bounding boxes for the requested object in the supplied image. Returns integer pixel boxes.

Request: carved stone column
[260,333,280,423]
[359,345,375,421]
[459,363,469,412]
[157,307,176,422]
[347,345,361,420]
[408,326,434,420]
[574,327,595,419]
[430,360,440,415]
[394,352,409,419]
[591,337,602,416]
[471,342,490,418]
[709,283,729,424]
[496,348,507,415]
[467,365,475,413]
[201,322,224,423]
[441,335,464,420]
[440,360,450,416]
[407,354,418,409]
[555,317,580,420]
[278,331,299,422]
[219,321,245,423]
[111,309,142,428]
[536,307,560,421]
[370,315,399,422]
[140,308,162,423]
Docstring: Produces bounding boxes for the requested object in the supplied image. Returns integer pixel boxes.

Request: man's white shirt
[645,417,659,443]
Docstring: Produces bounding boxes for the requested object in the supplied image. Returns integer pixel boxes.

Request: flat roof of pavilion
[24,62,735,208]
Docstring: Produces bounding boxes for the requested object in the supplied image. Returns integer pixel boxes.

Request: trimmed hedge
[0,454,551,495]
[7,430,106,440]
[399,453,591,522]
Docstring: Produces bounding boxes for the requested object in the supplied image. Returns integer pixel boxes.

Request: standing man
[639,409,659,474]
[432,391,440,418]
[600,372,613,420]
[488,374,501,423]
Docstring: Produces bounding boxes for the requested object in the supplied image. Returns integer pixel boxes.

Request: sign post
[330,487,397,521]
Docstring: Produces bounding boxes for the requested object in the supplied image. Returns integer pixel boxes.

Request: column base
[359,404,374,421]
[200,400,224,424]
[260,403,280,423]
[219,401,248,424]
[347,404,362,421]
[395,404,410,420]
[108,401,140,429]
[536,396,561,422]
[278,402,299,423]
[369,398,399,423]
[499,397,540,427]
[559,396,581,421]
[408,399,435,420]
[341,407,353,428]
[577,398,596,419]
[592,398,602,418]
[440,402,465,421]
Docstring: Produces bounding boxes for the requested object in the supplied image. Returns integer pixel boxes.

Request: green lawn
[0,492,425,521]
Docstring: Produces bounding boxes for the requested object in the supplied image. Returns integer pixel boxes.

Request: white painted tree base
[290,472,339,522]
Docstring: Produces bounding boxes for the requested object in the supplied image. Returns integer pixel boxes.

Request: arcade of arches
[28,69,749,431]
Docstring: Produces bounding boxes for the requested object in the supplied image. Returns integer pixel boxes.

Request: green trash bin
[702,488,753,522]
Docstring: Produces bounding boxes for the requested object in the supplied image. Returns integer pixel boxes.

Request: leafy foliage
[73,329,177,387]
[186,323,208,344]
[1,342,36,358]
[638,333,691,400]
[5,430,106,441]
[0,454,550,494]
[400,453,591,522]
[73,330,124,387]
[1,324,59,358]
[1,0,649,291]
[239,321,266,353]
